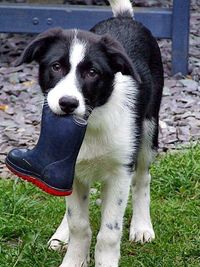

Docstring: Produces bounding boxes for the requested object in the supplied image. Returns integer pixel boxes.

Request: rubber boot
[5,104,87,196]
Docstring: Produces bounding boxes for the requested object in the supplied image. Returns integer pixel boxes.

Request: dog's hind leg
[48,198,69,251]
[129,119,157,243]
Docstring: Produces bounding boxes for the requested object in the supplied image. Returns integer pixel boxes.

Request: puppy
[16,0,163,266]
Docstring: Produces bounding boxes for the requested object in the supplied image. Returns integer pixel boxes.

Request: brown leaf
[0,105,8,112]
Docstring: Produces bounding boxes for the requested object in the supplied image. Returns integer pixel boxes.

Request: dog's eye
[51,62,62,72]
[87,68,98,78]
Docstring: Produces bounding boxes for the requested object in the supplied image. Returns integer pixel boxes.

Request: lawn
[0,144,199,267]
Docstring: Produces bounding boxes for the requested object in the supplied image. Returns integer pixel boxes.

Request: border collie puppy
[16,0,163,266]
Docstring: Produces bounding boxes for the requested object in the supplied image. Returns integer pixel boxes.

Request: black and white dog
[17,0,163,266]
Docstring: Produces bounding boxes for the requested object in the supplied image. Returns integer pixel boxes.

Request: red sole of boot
[6,163,72,197]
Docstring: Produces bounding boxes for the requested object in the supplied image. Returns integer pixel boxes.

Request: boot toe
[6,148,32,170]
[7,148,28,162]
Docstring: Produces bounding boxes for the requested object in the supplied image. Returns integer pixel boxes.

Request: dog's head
[16,28,140,117]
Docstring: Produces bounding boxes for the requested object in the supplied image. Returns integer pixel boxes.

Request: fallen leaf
[22,80,35,87]
[0,105,8,111]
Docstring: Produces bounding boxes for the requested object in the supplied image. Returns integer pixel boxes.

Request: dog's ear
[15,28,63,66]
[100,34,141,83]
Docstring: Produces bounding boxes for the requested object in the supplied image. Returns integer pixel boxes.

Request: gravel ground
[0,0,200,178]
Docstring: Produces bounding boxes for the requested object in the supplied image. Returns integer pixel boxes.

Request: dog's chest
[75,73,137,182]
[76,129,121,182]
[76,109,134,182]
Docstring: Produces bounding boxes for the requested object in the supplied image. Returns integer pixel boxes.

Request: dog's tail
[108,0,134,18]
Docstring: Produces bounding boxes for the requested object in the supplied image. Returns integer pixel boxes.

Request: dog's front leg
[59,178,91,267]
[48,198,69,251]
[95,168,131,267]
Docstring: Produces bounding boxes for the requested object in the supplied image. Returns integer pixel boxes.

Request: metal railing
[0,1,190,75]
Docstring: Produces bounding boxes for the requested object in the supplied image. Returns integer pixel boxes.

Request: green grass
[0,144,200,267]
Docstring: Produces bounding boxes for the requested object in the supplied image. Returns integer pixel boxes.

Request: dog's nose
[59,96,79,113]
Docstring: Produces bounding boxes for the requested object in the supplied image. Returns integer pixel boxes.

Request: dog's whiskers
[85,104,93,120]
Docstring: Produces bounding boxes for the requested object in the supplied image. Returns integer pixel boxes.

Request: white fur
[76,73,138,184]
[47,36,86,116]
[108,0,134,17]
[130,119,156,243]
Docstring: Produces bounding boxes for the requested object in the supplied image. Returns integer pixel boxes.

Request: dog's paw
[129,226,155,243]
[95,261,118,267]
[59,262,87,267]
[48,227,69,251]
[48,238,68,251]
[59,258,88,267]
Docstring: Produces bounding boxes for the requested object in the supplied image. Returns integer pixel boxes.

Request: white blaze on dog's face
[16,28,140,117]
[47,36,87,116]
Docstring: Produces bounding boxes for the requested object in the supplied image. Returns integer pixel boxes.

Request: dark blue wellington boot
[5,104,87,196]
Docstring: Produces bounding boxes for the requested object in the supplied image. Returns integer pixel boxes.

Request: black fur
[91,17,164,150]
